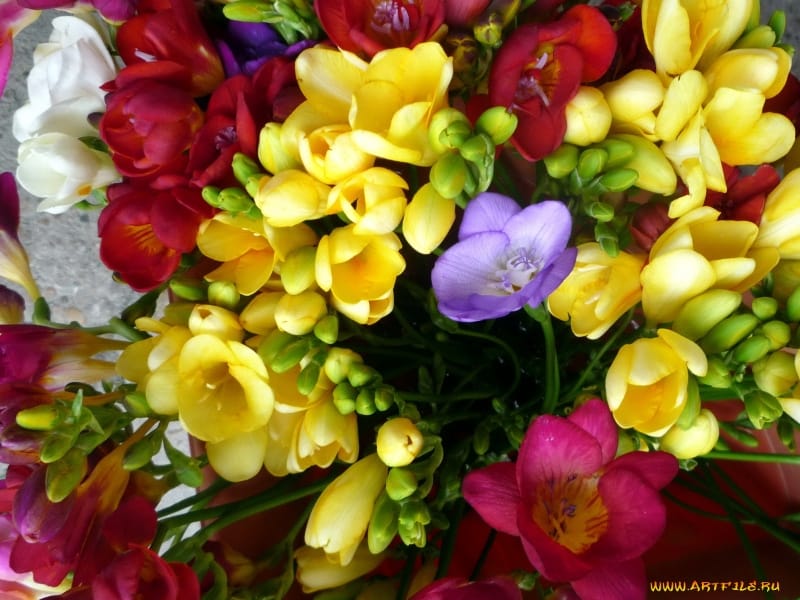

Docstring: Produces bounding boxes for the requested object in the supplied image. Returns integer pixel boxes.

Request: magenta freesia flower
[462,398,678,600]
[410,576,522,600]
[431,193,576,322]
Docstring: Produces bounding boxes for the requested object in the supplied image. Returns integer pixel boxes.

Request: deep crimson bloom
[484,5,616,160]
[188,57,299,189]
[100,62,205,181]
[98,182,214,291]
[705,164,781,224]
[629,202,672,252]
[114,0,223,97]
[315,0,446,57]
[462,399,678,600]
[765,73,800,128]
[410,576,522,600]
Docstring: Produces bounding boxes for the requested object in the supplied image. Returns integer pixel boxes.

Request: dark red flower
[315,0,446,57]
[100,62,205,181]
[629,202,673,252]
[115,0,223,97]
[98,182,214,291]
[704,164,780,224]
[188,57,299,189]
[484,5,616,161]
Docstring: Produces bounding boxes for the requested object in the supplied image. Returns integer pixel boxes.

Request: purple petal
[517,415,604,505]
[462,462,520,536]
[566,399,618,466]
[503,200,572,268]
[524,246,577,308]
[606,451,678,491]
[459,192,521,240]
[0,173,20,239]
[584,468,667,562]
[12,467,73,543]
[571,559,647,600]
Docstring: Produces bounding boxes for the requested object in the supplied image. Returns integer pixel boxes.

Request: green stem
[525,305,558,413]
[452,329,521,399]
[704,451,800,464]
[156,477,230,518]
[436,500,465,579]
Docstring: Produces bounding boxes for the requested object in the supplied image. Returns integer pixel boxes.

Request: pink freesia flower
[410,576,522,600]
[462,398,678,600]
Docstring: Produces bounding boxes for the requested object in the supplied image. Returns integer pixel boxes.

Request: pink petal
[462,462,520,536]
[570,559,647,600]
[606,451,678,491]
[584,468,667,562]
[517,416,604,506]
[517,504,594,582]
[566,398,618,465]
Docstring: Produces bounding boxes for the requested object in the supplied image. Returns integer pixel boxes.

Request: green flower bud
[672,289,742,340]
[430,109,472,153]
[474,106,517,146]
[332,381,357,415]
[753,350,797,396]
[367,491,400,554]
[761,320,791,350]
[700,313,760,354]
[777,416,796,450]
[373,385,395,412]
[323,347,362,384]
[123,435,160,471]
[16,404,61,431]
[543,144,579,179]
[594,222,619,257]
[385,467,418,501]
[217,187,254,213]
[697,356,732,389]
[598,168,639,192]
[786,285,800,322]
[458,133,494,165]
[398,519,427,548]
[169,277,207,302]
[124,391,152,417]
[202,185,221,207]
[281,246,317,295]
[355,388,376,415]
[719,421,760,448]
[348,363,380,387]
[472,421,491,455]
[597,138,635,168]
[207,281,240,310]
[296,361,321,396]
[732,333,772,363]
[257,330,297,366]
[733,24,777,49]
[313,314,339,345]
[398,499,431,527]
[40,429,78,463]
[743,389,783,429]
[751,296,778,321]
[430,152,468,199]
[584,200,615,222]
[232,152,264,187]
[675,376,701,429]
[473,0,521,47]
[768,9,786,43]
[269,337,313,373]
[46,447,87,503]
[576,148,608,181]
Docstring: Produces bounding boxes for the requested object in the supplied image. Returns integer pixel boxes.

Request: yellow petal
[657,328,708,376]
[402,183,455,254]
[704,47,790,99]
[654,70,707,141]
[295,46,366,122]
[641,248,715,324]
[206,429,268,482]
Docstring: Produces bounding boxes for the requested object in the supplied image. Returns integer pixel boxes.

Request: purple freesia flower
[462,398,679,600]
[216,20,315,77]
[432,192,577,322]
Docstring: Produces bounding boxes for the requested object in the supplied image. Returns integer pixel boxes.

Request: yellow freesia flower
[188,304,243,342]
[331,290,395,325]
[167,334,274,443]
[563,86,612,146]
[255,169,333,227]
[274,290,328,336]
[642,206,779,324]
[606,328,708,436]
[295,544,385,594]
[755,169,800,260]
[295,42,453,166]
[315,225,405,314]
[329,167,409,236]
[659,408,719,459]
[547,243,645,339]
[305,453,388,565]
[641,0,754,77]
[601,70,665,140]
[206,428,268,482]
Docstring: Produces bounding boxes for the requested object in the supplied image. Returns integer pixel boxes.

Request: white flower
[12,15,117,142]
[16,133,119,213]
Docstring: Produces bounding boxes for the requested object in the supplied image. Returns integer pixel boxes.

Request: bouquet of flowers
[1,0,800,597]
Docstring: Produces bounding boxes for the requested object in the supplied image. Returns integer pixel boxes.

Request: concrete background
[0,0,797,325]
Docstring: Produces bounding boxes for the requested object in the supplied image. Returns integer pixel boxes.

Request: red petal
[462,462,520,536]
[567,398,618,465]
[570,559,647,600]
[558,4,617,82]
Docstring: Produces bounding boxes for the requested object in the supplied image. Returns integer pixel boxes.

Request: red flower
[410,576,522,600]
[114,0,223,97]
[98,182,214,291]
[100,62,205,181]
[462,399,677,600]
[484,5,616,160]
[705,164,780,224]
[315,0,446,58]
[188,57,299,189]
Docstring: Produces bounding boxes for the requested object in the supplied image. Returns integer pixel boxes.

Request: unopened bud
[385,467,418,501]
[430,152,468,199]
[218,187,255,213]
[332,381,357,414]
[296,361,321,396]
[458,133,494,165]
[743,389,783,429]
[232,152,264,187]
[576,148,608,181]
[275,291,327,336]
[751,296,778,321]
[269,336,313,373]
[660,409,719,459]
[324,347,362,384]
[761,320,791,350]
[373,385,395,411]
[598,138,635,168]
[189,304,243,342]
[222,0,271,21]
[732,334,771,364]
[753,350,797,396]
[169,277,207,302]
[672,290,742,341]
[207,281,240,311]
[355,388,376,415]
[563,86,612,146]
[367,491,400,554]
[474,106,517,146]
[281,246,317,295]
[598,168,639,192]
[348,363,380,387]
[735,23,777,49]
[786,285,800,321]
[241,292,283,335]
[698,356,732,388]
[313,314,338,344]
[258,123,301,174]
[40,429,77,463]
[543,143,579,179]
[123,435,160,471]
[16,404,60,431]
[584,200,614,223]
[429,108,472,154]
[377,418,424,467]
[46,447,87,503]
[610,134,677,195]
[700,313,760,354]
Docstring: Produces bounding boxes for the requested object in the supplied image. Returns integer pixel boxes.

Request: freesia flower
[547,243,645,339]
[432,192,576,322]
[605,329,707,436]
[16,132,119,213]
[295,543,385,593]
[705,164,779,223]
[754,168,800,260]
[304,453,387,565]
[462,398,678,599]
[483,5,616,160]
[0,172,39,299]
[410,576,522,600]
[215,20,312,77]
[314,0,446,58]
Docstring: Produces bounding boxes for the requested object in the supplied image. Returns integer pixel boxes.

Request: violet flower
[462,399,679,600]
[215,20,314,77]
[431,192,576,322]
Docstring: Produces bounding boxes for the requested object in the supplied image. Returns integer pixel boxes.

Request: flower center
[514,52,551,107]
[484,247,542,295]
[531,473,609,554]
[370,0,420,43]
[214,126,238,151]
